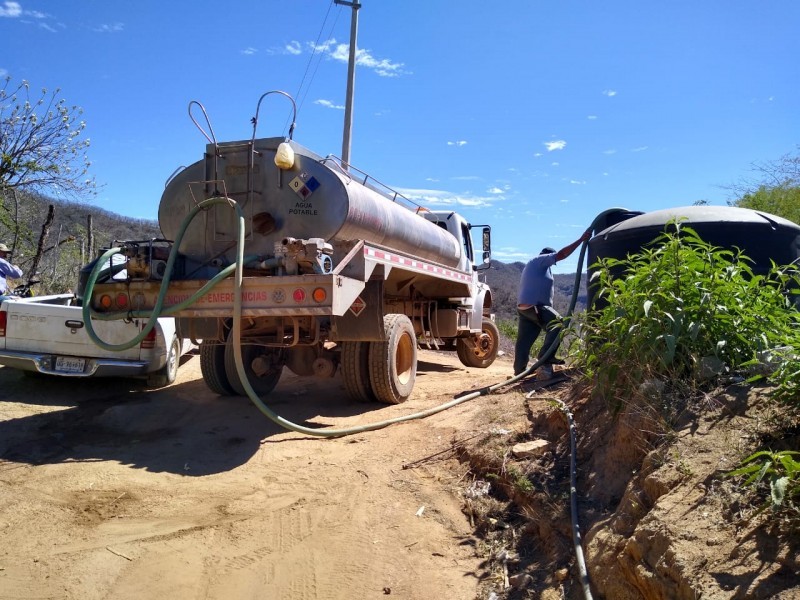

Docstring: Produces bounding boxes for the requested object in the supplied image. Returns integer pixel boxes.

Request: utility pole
[334,0,360,169]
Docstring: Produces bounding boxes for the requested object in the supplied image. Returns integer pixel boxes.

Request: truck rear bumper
[0,349,150,378]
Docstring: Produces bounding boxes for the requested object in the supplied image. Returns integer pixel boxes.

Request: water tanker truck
[86,92,498,404]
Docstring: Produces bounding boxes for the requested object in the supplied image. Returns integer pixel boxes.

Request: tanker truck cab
[420,210,492,275]
[86,91,499,406]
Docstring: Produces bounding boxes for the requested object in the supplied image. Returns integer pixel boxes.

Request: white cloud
[0,1,21,17]
[631,146,648,152]
[551,162,559,167]
[487,187,504,195]
[569,179,586,185]
[94,23,124,33]
[533,152,543,158]
[285,41,302,55]
[544,140,566,152]
[602,89,617,97]
[447,140,467,147]
[241,47,258,55]
[396,186,496,209]
[602,149,616,155]
[306,38,408,78]
[493,247,531,261]
[315,99,345,110]
[0,68,6,77]
[587,115,598,120]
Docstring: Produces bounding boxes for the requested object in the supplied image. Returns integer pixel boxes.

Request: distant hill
[1,191,160,293]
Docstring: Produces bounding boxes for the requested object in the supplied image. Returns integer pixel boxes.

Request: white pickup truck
[0,292,192,387]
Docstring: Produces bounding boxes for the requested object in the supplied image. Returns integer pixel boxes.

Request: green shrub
[496,318,518,341]
[569,220,800,411]
[724,450,800,523]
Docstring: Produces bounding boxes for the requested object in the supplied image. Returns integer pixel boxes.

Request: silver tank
[158,137,462,268]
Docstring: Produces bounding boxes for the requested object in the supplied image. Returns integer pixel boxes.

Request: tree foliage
[0,76,95,199]
[729,149,800,225]
[734,184,800,226]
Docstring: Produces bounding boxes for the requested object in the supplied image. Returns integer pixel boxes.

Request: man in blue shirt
[0,243,24,300]
[514,230,591,378]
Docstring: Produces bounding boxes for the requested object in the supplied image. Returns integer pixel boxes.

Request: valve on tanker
[280,237,334,275]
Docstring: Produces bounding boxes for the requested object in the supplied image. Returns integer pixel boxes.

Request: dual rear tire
[342,314,417,405]
[200,331,284,397]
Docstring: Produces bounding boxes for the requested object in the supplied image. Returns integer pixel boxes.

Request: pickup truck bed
[0,294,190,387]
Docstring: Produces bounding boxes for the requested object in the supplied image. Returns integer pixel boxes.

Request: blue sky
[2,1,798,273]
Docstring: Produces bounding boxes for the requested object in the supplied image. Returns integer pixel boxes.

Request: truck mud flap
[330,279,385,342]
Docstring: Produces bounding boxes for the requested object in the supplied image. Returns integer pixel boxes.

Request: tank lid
[599,205,800,235]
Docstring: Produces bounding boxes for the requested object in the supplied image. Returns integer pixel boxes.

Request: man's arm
[0,260,23,280]
[555,229,592,262]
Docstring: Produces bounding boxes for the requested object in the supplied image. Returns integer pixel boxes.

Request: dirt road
[0,349,517,600]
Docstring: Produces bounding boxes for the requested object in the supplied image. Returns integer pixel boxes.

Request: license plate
[55,356,86,373]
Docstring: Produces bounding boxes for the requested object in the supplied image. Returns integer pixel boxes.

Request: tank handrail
[188,100,223,191]
[320,155,353,184]
[164,165,187,189]
[188,100,217,147]
[320,154,424,213]
[251,90,297,145]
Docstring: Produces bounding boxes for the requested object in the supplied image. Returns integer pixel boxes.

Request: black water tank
[587,205,800,307]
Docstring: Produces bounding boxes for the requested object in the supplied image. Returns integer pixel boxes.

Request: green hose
[81,197,258,351]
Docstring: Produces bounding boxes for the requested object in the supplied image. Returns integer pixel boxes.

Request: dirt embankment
[0,349,797,599]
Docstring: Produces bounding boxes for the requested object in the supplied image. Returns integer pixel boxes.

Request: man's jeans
[513,305,562,375]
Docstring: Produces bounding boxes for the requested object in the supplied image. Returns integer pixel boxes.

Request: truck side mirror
[474,226,491,271]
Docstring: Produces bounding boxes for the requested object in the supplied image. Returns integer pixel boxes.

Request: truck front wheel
[456,317,500,368]
[224,331,284,397]
[369,314,417,404]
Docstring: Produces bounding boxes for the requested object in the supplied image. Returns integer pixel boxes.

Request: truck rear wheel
[341,341,377,403]
[456,317,500,368]
[200,340,234,396]
[369,314,417,404]
[224,331,284,397]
